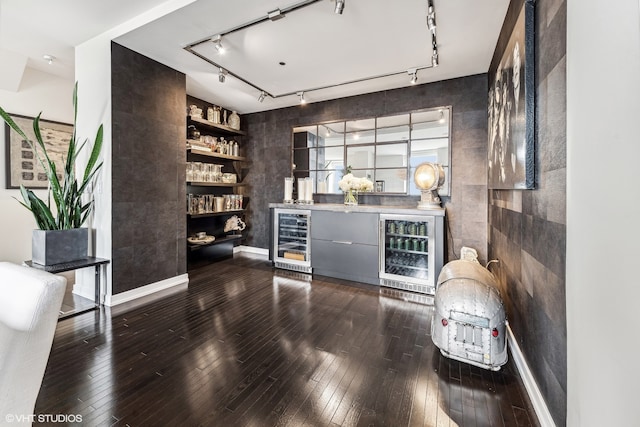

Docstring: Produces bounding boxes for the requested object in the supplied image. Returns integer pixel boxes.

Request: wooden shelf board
[188,116,246,136]
[186,146,246,162]
[188,209,245,218]
[188,234,243,251]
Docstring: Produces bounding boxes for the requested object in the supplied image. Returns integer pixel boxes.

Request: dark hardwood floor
[35,253,540,426]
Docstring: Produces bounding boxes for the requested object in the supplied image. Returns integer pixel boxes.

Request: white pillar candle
[297,178,306,201]
[305,178,314,201]
[284,177,293,201]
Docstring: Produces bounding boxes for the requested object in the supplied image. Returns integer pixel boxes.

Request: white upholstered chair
[0,262,66,424]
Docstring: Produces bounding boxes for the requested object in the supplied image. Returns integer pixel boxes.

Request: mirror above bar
[292,106,451,196]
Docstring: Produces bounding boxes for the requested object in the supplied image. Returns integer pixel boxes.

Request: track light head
[297,91,306,104]
[335,0,345,14]
[258,91,267,102]
[219,68,227,83]
[268,8,285,21]
[43,54,55,65]
[426,0,436,33]
[427,16,436,33]
[408,69,418,85]
[432,51,439,67]
[212,35,225,54]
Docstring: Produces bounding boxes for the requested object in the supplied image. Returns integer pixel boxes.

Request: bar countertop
[268,202,445,216]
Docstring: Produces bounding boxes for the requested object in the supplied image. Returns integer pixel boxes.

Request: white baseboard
[507,324,556,427]
[233,245,269,256]
[105,273,189,307]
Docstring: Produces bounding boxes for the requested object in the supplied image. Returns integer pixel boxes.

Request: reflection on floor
[37,253,540,426]
[57,270,94,317]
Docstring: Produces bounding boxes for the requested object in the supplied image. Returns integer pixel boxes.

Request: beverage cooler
[379,213,444,295]
[272,208,312,273]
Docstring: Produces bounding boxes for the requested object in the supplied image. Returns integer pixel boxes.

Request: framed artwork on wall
[488,0,535,189]
[4,114,73,189]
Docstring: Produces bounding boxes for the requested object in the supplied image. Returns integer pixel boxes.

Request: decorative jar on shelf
[228,111,240,130]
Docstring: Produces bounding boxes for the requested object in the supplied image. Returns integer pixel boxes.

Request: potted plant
[0,83,103,265]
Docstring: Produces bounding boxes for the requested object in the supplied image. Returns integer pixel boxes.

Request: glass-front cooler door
[379,214,435,294]
[274,209,311,273]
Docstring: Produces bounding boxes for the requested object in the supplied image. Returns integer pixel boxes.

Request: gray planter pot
[32,228,89,266]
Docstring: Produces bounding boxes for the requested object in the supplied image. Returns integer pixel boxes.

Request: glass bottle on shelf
[228,111,240,130]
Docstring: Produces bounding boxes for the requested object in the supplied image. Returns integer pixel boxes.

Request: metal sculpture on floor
[431,247,508,371]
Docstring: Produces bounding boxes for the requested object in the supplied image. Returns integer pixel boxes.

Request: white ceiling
[0,0,510,114]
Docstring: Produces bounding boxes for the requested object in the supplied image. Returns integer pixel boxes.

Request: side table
[24,257,110,319]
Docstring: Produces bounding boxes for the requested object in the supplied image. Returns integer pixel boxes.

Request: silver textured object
[431,259,508,371]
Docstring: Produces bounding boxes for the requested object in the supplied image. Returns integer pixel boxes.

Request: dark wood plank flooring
[35,253,540,426]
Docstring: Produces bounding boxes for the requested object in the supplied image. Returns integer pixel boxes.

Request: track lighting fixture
[427,0,436,33]
[43,54,55,65]
[408,69,418,85]
[438,110,445,123]
[185,0,442,103]
[212,35,225,54]
[427,16,436,33]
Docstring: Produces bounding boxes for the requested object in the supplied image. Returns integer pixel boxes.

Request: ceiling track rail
[183,0,439,102]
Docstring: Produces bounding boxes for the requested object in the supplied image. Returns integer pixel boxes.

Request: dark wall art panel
[488,0,535,189]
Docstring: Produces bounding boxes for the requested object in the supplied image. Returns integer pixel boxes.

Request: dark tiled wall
[488,0,567,425]
[243,75,489,263]
[111,43,187,294]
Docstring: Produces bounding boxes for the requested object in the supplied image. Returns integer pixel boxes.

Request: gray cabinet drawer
[311,239,378,285]
[311,211,378,245]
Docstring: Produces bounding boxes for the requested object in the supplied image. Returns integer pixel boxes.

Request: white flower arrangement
[338,173,374,192]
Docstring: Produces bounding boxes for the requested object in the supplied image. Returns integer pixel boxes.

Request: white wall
[74,0,197,300]
[0,69,74,263]
[566,0,640,425]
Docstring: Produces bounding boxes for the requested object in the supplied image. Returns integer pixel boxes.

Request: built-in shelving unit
[186,96,248,269]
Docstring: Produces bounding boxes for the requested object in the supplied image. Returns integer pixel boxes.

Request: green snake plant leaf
[0,82,103,230]
[23,187,56,230]
[83,125,103,183]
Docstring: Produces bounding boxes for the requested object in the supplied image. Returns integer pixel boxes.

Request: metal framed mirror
[292,106,451,196]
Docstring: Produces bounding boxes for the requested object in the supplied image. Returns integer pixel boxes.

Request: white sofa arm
[0,262,66,425]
